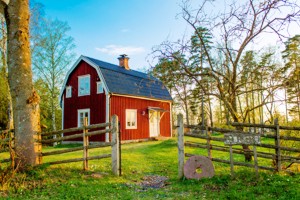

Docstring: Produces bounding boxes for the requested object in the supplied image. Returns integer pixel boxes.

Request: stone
[184,156,215,179]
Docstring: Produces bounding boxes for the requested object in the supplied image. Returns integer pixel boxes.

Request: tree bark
[4,0,42,168]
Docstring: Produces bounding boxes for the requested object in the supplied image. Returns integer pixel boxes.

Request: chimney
[118,54,130,70]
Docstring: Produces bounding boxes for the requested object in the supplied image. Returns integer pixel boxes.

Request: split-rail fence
[177,114,300,178]
[0,115,121,176]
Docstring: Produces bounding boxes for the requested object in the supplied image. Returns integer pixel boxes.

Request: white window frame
[97,81,104,94]
[77,109,90,127]
[66,86,72,98]
[126,109,137,129]
[78,75,90,96]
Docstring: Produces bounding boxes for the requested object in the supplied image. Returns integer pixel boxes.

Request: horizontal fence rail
[0,116,121,176]
[177,114,300,178]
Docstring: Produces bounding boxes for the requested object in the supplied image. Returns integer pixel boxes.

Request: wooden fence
[0,115,121,176]
[177,114,300,178]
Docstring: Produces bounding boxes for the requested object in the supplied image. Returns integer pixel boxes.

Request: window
[97,81,103,94]
[78,109,90,127]
[126,109,137,129]
[66,86,72,98]
[78,75,90,96]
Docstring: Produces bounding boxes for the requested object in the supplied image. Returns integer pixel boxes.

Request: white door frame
[149,110,160,137]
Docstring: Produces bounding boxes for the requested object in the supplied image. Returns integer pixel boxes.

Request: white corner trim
[105,93,110,142]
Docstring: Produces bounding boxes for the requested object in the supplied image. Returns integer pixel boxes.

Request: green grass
[1,138,300,200]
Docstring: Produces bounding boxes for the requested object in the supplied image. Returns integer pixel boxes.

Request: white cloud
[95,45,145,56]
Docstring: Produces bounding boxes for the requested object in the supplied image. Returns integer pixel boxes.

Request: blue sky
[42,0,191,70]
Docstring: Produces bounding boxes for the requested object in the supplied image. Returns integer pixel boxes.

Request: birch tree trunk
[3,0,41,168]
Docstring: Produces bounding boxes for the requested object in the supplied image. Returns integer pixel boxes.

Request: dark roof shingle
[84,56,172,101]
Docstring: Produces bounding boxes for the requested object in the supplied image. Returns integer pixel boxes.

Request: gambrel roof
[59,55,172,104]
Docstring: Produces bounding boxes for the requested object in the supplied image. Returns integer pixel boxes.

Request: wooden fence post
[206,119,212,160]
[111,115,120,176]
[83,117,89,171]
[177,114,184,179]
[253,145,258,177]
[229,144,234,176]
[274,118,281,172]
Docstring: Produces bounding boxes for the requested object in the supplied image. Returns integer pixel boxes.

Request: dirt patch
[140,175,169,189]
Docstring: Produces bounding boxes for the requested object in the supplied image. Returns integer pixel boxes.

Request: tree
[155,0,300,161]
[0,0,41,168]
[282,35,300,121]
[151,55,194,125]
[31,17,75,131]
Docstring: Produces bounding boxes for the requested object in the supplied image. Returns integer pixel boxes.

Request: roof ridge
[83,55,157,81]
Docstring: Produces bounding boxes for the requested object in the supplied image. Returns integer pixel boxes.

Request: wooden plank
[185,153,275,171]
[41,126,84,137]
[42,143,112,157]
[224,132,261,145]
[185,133,225,142]
[177,114,184,179]
[206,121,212,159]
[111,115,120,176]
[46,154,111,165]
[41,123,111,137]
[253,145,258,177]
[185,142,275,160]
[85,128,113,137]
[41,128,111,144]
[229,145,234,176]
[230,122,276,129]
[83,117,88,171]
[274,118,281,172]
[278,125,300,131]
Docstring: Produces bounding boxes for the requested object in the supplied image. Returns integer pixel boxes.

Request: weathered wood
[185,142,275,160]
[224,132,260,145]
[85,129,113,137]
[41,128,111,144]
[41,126,84,137]
[185,141,300,164]
[111,115,120,176]
[83,117,89,171]
[185,133,225,142]
[253,145,258,177]
[42,143,112,157]
[206,120,212,159]
[46,154,111,165]
[231,122,276,129]
[278,125,300,131]
[177,114,184,179]
[185,153,276,171]
[274,118,281,172]
[229,145,234,176]
[41,123,111,137]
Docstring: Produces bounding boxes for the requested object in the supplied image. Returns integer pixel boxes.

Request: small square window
[97,81,103,94]
[78,75,90,96]
[126,109,137,129]
[66,86,72,98]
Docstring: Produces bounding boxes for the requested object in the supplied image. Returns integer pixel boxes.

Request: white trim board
[59,55,110,107]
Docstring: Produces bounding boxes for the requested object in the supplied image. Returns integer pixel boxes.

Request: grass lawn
[1,138,300,200]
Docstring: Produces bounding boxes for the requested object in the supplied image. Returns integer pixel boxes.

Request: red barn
[59,55,173,142]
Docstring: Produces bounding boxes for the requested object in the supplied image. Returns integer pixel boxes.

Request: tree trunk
[5,0,42,168]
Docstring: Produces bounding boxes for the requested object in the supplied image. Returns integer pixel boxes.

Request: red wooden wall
[63,61,106,141]
[110,95,171,140]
